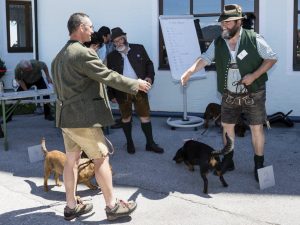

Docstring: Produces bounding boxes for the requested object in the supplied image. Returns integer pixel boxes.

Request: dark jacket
[107,43,155,103]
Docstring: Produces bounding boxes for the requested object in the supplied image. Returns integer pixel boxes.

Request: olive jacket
[51,40,139,128]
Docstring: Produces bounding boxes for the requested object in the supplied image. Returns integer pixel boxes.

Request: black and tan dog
[203,103,247,137]
[173,133,233,194]
[203,103,222,129]
[41,138,98,192]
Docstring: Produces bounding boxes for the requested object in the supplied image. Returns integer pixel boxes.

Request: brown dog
[41,138,98,192]
[203,103,248,137]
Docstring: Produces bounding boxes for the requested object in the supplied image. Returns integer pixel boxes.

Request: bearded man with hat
[181,4,277,182]
[107,27,164,154]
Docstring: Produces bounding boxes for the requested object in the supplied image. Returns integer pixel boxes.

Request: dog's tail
[211,133,233,155]
[41,137,48,156]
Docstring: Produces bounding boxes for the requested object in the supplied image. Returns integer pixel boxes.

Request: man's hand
[241,73,256,86]
[180,57,207,86]
[137,79,151,93]
[181,72,191,86]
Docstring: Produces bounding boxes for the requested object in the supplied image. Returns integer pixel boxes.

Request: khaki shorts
[62,128,109,159]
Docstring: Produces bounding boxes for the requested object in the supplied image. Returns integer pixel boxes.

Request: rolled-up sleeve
[256,34,278,60]
[199,41,216,65]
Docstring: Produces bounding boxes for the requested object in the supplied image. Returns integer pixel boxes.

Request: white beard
[116,45,126,52]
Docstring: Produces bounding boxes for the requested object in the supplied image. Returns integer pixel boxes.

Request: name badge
[237,50,248,60]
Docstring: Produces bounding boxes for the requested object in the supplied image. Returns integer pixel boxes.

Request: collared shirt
[121,47,138,80]
[200,28,277,93]
[97,42,115,62]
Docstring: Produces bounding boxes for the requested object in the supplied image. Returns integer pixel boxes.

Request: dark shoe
[254,155,264,182]
[105,199,137,221]
[146,143,164,154]
[127,142,135,154]
[64,202,93,221]
[45,115,54,121]
[220,151,235,174]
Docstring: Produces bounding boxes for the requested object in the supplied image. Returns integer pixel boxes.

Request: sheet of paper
[258,165,275,190]
[28,144,44,163]
[159,16,206,82]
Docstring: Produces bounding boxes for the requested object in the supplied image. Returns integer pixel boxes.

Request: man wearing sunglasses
[181,4,277,182]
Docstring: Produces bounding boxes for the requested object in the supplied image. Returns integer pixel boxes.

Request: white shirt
[121,47,138,79]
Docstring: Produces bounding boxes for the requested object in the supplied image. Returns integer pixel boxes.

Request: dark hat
[111,27,126,41]
[218,4,244,22]
[98,26,111,36]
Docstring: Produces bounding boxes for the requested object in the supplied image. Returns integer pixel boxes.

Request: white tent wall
[35,0,300,116]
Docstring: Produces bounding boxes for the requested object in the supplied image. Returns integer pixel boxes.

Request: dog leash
[201,113,221,135]
[78,160,93,173]
[105,136,115,155]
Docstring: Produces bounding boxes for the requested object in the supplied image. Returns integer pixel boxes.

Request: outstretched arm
[181,58,208,86]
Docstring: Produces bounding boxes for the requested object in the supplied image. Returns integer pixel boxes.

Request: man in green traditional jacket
[51,12,151,221]
[181,4,277,182]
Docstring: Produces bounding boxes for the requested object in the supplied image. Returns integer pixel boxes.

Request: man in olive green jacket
[51,12,151,221]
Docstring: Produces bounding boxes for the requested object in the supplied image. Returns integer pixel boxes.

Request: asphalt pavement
[0,114,299,225]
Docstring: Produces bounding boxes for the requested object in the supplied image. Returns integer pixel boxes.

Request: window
[159,0,259,70]
[6,0,33,53]
[294,0,300,70]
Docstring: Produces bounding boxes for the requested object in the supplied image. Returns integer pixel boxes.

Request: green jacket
[51,40,139,128]
[215,29,268,94]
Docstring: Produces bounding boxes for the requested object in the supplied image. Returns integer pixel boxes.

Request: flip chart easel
[159,15,206,129]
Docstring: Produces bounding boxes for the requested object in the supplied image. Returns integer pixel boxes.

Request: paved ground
[0,114,299,225]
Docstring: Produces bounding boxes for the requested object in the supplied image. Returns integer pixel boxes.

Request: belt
[224,89,248,97]
[228,63,238,69]
[224,92,254,106]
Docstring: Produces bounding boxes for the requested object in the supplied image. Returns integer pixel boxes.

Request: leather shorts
[118,91,150,118]
[221,88,267,125]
